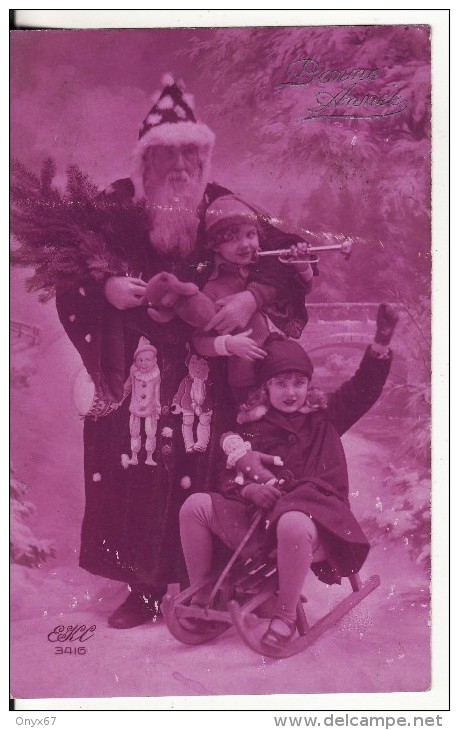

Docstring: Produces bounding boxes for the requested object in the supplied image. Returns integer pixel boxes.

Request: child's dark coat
[210,346,392,584]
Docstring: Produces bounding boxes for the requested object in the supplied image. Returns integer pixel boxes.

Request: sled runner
[228,573,380,658]
[161,514,381,658]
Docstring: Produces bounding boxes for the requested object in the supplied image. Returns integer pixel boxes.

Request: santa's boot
[108,583,166,629]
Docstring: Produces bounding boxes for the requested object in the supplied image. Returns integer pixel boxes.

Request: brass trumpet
[256,239,353,263]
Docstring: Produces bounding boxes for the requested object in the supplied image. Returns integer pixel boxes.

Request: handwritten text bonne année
[275,57,408,121]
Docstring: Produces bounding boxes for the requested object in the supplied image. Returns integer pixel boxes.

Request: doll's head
[133,338,158,373]
[187,353,209,380]
[204,196,260,265]
[220,432,250,457]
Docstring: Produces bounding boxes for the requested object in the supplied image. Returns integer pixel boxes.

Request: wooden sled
[161,512,273,646]
[161,513,381,657]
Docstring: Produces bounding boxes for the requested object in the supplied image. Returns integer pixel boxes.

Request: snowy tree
[363,466,430,573]
[10,467,55,568]
[361,292,431,572]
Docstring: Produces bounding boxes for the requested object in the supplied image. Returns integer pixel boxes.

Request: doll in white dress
[124,337,161,466]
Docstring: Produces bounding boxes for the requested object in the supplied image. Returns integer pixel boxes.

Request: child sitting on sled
[179,304,398,650]
[192,195,315,401]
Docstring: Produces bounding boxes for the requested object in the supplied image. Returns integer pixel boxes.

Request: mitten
[374,304,399,346]
[241,482,282,511]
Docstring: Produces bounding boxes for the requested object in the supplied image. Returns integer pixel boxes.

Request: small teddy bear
[220,432,284,486]
[145,271,216,327]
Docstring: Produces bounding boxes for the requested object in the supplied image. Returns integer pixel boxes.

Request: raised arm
[326,305,399,435]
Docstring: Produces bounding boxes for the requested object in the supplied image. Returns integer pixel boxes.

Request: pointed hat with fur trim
[134,74,215,153]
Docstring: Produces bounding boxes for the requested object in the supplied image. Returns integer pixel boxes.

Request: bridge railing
[306,302,398,324]
[10,320,41,347]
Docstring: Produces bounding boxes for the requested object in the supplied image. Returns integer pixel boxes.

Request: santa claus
[56,74,312,629]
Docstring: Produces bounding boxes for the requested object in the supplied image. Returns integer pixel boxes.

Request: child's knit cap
[256,335,313,386]
[204,195,258,241]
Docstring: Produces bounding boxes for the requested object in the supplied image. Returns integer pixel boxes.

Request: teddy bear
[145,271,216,327]
[220,432,284,486]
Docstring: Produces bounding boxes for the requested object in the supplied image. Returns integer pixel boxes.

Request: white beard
[146,176,206,257]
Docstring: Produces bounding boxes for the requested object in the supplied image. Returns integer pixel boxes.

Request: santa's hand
[104,277,147,310]
[204,291,257,335]
[374,304,399,346]
[242,482,282,511]
[226,330,267,361]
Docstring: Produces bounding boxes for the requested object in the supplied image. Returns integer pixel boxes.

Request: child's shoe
[261,615,297,649]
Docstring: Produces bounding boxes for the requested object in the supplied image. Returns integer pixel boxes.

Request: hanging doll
[122,337,161,467]
[171,354,213,453]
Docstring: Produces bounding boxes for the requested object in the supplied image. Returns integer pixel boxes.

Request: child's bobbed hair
[237,382,327,425]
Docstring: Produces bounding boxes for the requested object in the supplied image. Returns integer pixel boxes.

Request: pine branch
[11,157,146,298]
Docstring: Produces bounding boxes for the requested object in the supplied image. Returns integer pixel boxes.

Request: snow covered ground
[11,585,429,700]
[10,531,430,700]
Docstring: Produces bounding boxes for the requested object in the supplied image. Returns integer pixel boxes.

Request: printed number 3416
[55,647,87,655]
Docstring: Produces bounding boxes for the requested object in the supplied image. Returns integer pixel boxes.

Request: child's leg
[274,511,320,634]
[179,492,218,603]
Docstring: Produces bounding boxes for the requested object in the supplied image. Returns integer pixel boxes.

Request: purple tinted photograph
[10,24,431,700]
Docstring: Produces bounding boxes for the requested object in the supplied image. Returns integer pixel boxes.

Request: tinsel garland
[11,158,149,302]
